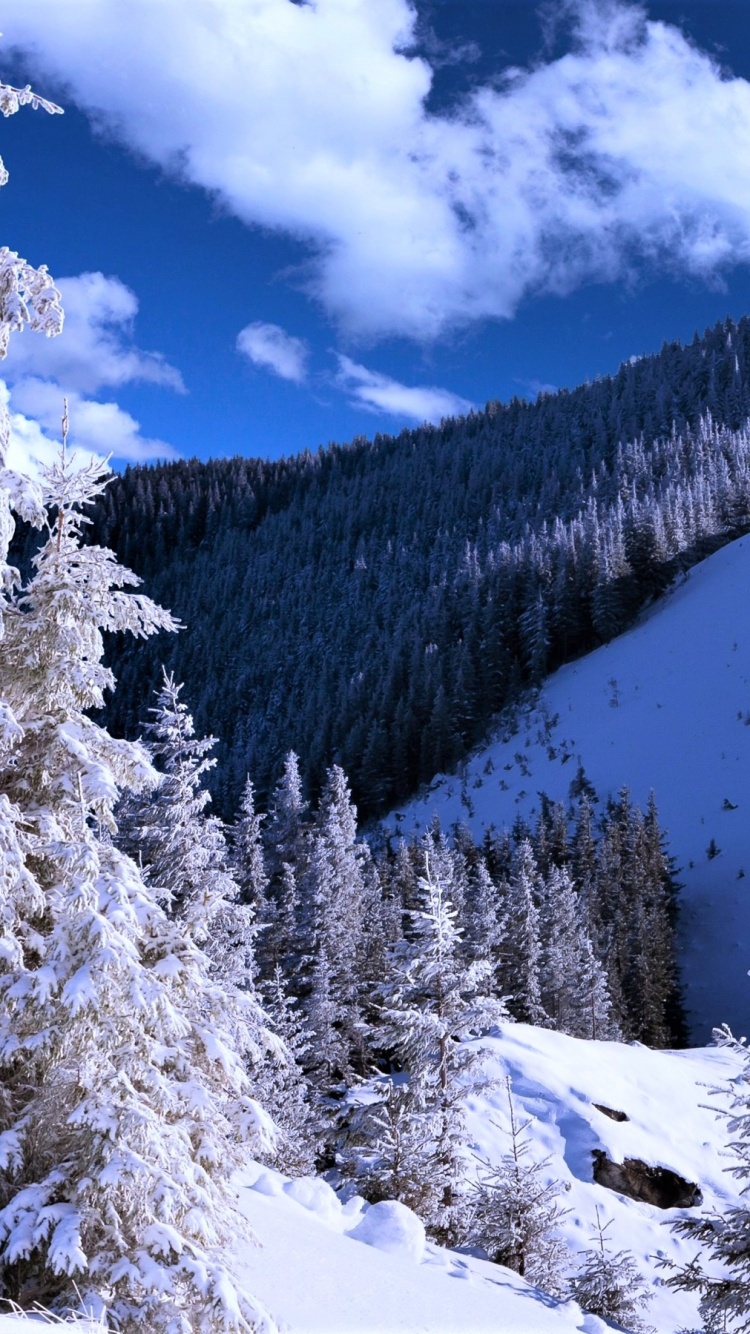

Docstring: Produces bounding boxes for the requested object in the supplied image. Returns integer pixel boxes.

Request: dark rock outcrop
[593,1104,629,1122]
[592,1150,701,1208]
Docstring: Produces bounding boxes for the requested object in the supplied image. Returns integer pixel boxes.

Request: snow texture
[223,1025,745,1333]
[388,533,750,1042]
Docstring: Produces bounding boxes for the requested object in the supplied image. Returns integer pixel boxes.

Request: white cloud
[237,322,309,383]
[5,0,750,342]
[2,272,185,395]
[7,378,179,467]
[0,272,183,465]
[336,355,473,423]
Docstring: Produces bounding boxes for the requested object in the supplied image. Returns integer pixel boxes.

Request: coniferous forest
[9,30,750,1331]
[33,314,750,821]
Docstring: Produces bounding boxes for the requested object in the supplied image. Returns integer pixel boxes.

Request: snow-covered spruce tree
[117,672,278,1085]
[0,444,276,1331]
[570,1207,653,1333]
[665,1024,750,1332]
[338,1076,441,1220]
[375,853,508,1247]
[233,777,269,918]
[259,751,308,980]
[301,765,367,1081]
[472,1077,569,1298]
[539,864,619,1041]
[501,839,547,1026]
[258,966,318,1177]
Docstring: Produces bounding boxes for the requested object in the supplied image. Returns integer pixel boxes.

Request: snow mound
[348,1199,426,1262]
[230,1025,746,1332]
[251,1169,285,1198]
[387,533,750,1041]
[283,1175,342,1220]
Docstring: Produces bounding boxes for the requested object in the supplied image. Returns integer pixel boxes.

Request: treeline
[226,754,685,1066]
[114,705,683,1315]
[24,313,750,820]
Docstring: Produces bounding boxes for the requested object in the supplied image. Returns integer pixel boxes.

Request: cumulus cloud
[0,272,182,465]
[5,1,750,340]
[3,272,185,394]
[8,378,179,466]
[336,356,473,423]
[237,322,309,383]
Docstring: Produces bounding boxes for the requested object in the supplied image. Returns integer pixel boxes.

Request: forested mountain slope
[389,531,750,1041]
[54,314,750,818]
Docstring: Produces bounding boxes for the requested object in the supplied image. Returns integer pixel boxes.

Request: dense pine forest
[17,313,750,820]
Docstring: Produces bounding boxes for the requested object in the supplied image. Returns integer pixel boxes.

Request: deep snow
[2,1026,745,1332]
[233,1025,744,1334]
[386,532,750,1042]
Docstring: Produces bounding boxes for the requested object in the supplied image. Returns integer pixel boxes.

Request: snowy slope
[1,1029,742,1333]
[386,533,750,1042]
[230,1025,743,1334]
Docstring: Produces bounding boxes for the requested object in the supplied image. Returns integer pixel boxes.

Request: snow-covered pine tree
[502,839,547,1026]
[301,765,367,1080]
[0,442,276,1330]
[258,966,319,1177]
[377,853,508,1246]
[339,1075,441,1220]
[539,864,619,1040]
[117,671,276,1076]
[472,1077,569,1298]
[260,751,309,980]
[665,1023,750,1332]
[463,857,506,979]
[263,750,308,886]
[0,80,64,1138]
[570,1207,653,1332]
[233,776,269,917]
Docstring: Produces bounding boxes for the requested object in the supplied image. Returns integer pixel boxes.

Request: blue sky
[2,0,750,465]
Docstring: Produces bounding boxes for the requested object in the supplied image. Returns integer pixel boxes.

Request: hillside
[217,1027,744,1334]
[41,313,750,820]
[387,531,750,1041]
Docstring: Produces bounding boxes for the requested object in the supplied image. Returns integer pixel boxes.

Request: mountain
[386,530,750,1042]
[36,312,750,821]
[197,1027,745,1334]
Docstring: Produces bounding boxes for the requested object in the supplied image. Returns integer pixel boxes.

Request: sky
[2,0,750,466]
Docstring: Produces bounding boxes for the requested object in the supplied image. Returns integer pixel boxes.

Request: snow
[387,533,750,1041]
[0,1030,743,1332]
[235,1158,608,1334]
[220,1026,744,1334]
[0,1317,104,1330]
[349,1200,427,1262]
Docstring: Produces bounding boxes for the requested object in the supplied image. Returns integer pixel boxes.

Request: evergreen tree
[377,853,507,1245]
[571,1207,653,1332]
[233,776,269,916]
[0,444,276,1330]
[473,1077,569,1298]
[502,840,547,1026]
[666,1024,750,1332]
[259,966,319,1177]
[301,765,367,1080]
[339,1076,442,1220]
[539,865,618,1040]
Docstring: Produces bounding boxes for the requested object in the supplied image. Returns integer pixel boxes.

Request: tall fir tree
[377,853,507,1246]
[0,442,276,1330]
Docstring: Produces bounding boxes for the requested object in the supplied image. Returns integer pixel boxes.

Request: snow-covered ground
[386,533,750,1042]
[233,1025,743,1334]
[1,1026,742,1333]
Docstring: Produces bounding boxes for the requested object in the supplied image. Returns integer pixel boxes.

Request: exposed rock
[593,1104,629,1122]
[591,1150,702,1208]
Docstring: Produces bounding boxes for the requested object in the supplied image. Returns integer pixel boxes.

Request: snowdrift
[232,1025,743,1334]
[388,532,750,1041]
